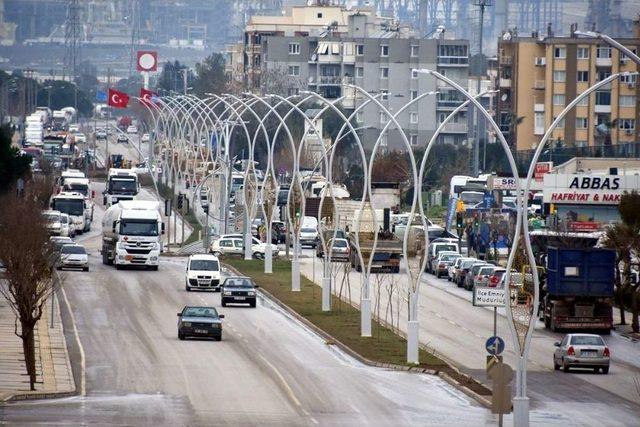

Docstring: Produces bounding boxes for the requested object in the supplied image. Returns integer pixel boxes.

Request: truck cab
[63,177,94,222]
[104,169,139,207]
[51,191,92,233]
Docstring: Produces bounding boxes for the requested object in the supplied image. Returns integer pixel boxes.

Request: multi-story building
[497,26,640,152]
[228,3,470,150]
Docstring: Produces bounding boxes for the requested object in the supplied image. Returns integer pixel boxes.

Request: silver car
[553,334,610,374]
[57,244,89,271]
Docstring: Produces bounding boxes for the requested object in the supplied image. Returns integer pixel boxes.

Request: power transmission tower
[129,0,141,78]
[63,0,82,82]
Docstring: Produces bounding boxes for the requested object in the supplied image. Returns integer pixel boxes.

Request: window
[553,94,565,105]
[577,96,589,106]
[380,67,389,79]
[621,48,638,61]
[379,111,387,124]
[553,117,565,128]
[553,70,566,82]
[577,71,589,82]
[355,67,364,78]
[380,45,389,57]
[380,134,388,147]
[288,65,300,76]
[576,117,588,129]
[356,111,364,124]
[410,45,419,57]
[620,95,636,107]
[317,12,323,18]
[619,119,636,130]
[410,134,418,146]
[597,46,612,58]
[597,69,612,81]
[439,112,447,123]
[380,90,389,100]
[620,74,638,84]
[411,69,419,79]
[356,44,364,56]
[577,47,589,59]
[410,112,418,124]
[410,90,418,101]
[595,90,611,105]
[534,112,545,129]
[288,43,300,55]
[554,46,566,59]
[287,87,299,97]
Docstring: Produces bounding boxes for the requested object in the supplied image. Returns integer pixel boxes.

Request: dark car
[177,306,224,341]
[221,276,259,308]
[117,134,128,144]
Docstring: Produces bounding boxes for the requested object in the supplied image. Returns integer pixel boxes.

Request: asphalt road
[0,189,492,426]
[298,250,640,426]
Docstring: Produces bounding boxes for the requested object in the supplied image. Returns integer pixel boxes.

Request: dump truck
[543,247,615,333]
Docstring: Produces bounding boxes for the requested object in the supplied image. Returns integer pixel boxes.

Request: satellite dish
[501,93,508,102]
[308,76,314,83]
[311,53,317,61]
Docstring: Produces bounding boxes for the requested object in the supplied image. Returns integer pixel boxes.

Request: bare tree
[0,185,56,390]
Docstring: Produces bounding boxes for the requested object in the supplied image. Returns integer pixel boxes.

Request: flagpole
[106,95,110,169]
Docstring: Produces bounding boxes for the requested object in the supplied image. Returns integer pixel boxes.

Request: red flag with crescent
[108,89,129,109]
[140,88,158,108]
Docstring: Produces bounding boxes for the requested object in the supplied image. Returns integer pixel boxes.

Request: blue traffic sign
[485,336,505,355]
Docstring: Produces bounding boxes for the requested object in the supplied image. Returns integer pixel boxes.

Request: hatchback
[554,334,610,374]
[473,265,498,289]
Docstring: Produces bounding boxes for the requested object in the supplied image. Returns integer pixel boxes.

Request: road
[298,249,640,426]
[0,187,492,426]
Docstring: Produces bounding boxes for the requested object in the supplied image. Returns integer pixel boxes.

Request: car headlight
[212,323,221,329]
[151,242,158,250]
[182,322,191,327]
[223,291,232,296]
[248,291,255,296]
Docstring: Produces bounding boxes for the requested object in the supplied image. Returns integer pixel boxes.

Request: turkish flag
[108,89,129,109]
[139,88,158,108]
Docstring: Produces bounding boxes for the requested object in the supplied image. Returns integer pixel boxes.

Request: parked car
[209,236,278,259]
[455,258,479,287]
[430,251,460,277]
[221,276,259,308]
[177,306,224,341]
[487,268,507,287]
[141,133,151,143]
[185,254,221,292]
[59,213,76,237]
[68,124,80,133]
[43,210,63,236]
[553,334,610,374]
[117,134,128,144]
[316,238,350,261]
[449,257,473,282]
[74,133,86,143]
[473,265,498,290]
[464,262,491,290]
[57,244,89,271]
[427,242,459,274]
[95,128,107,140]
[126,125,138,134]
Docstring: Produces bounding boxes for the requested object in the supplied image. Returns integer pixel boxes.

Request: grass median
[225,258,446,368]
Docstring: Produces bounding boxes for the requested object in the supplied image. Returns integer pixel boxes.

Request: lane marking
[259,354,301,408]
[60,285,86,396]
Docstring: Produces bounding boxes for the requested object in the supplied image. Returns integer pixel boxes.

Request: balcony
[534,80,546,89]
[437,56,469,67]
[534,103,545,112]
[441,122,468,133]
[596,57,612,67]
[534,126,545,136]
[318,76,342,86]
[499,78,511,88]
[594,104,611,113]
[500,56,513,65]
[437,100,466,110]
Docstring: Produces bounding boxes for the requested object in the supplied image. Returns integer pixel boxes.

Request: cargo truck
[543,247,615,333]
[101,200,163,270]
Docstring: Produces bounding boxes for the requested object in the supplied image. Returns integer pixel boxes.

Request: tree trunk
[20,320,37,390]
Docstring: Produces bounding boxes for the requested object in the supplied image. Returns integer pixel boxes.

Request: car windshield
[436,245,457,254]
[66,183,89,196]
[224,278,253,288]
[479,267,494,275]
[492,270,506,278]
[332,240,348,248]
[61,245,86,254]
[190,260,219,271]
[120,220,157,236]
[52,199,84,216]
[460,192,485,204]
[570,336,604,346]
[301,228,316,233]
[60,214,69,224]
[442,254,460,262]
[183,307,218,318]
[44,213,61,222]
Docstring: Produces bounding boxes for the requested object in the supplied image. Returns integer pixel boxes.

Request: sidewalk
[0,293,75,401]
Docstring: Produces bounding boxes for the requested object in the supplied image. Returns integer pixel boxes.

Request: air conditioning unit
[534,57,546,66]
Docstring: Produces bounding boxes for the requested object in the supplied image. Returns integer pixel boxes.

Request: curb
[224,263,492,409]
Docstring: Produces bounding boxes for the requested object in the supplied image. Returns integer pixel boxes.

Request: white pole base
[361,298,372,337]
[265,245,272,274]
[407,320,419,364]
[292,258,300,292]
[512,397,529,427]
[322,276,331,311]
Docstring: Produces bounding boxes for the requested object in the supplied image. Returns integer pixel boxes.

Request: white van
[185,254,221,292]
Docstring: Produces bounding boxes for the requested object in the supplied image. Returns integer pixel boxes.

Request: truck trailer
[543,247,615,333]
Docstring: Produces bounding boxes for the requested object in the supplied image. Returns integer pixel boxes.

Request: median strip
[224,259,492,405]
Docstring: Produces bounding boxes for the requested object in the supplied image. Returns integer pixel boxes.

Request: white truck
[61,176,95,223]
[51,191,92,233]
[103,169,139,207]
[101,200,164,270]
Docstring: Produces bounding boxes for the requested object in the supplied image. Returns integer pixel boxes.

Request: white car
[209,236,278,259]
[299,227,318,248]
[127,125,138,134]
[185,254,222,292]
[141,133,151,143]
[57,244,89,271]
[68,124,80,133]
[74,133,86,143]
[59,213,76,238]
[43,210,63,236]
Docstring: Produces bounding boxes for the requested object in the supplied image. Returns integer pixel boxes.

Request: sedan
[177,306,224,341]
[433,252,461,278]
[316,238,350,261]
[221,276,259,308]
[117,134,128,144]
[57,244,89,271]
[554,334,610,374]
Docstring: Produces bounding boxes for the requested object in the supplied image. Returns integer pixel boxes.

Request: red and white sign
[534,162,553,182]
[568,221,601,232]
[107,89,130,109]
[137,51,158,72]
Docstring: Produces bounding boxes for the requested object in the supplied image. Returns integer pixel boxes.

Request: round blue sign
[485,336,505,355]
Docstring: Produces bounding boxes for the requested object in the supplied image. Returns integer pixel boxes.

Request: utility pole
[472,0,493,177]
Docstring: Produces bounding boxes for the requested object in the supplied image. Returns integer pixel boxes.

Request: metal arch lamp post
[346,85,437,356]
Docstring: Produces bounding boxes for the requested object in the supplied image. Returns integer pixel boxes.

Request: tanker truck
[101,200,164,270]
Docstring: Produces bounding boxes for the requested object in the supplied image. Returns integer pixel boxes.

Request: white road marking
[259,354,301,408]
[60,284,86,396]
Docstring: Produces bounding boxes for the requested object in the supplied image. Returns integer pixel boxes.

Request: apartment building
[497,27,640,152]
[228,4,470,150]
